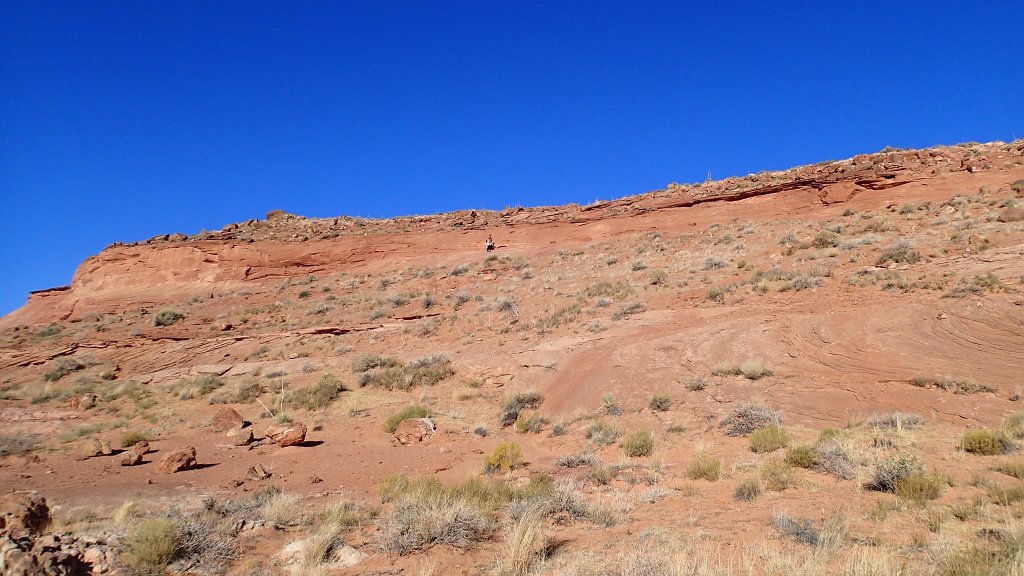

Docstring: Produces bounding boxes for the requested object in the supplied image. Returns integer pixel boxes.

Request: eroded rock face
[211,407,244,432]
[265,423,306,447]
[394,417,435,445]
[119,451,142,466]
[158,446,197,473]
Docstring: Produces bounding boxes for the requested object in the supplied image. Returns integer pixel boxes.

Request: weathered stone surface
[394,417,435,445]
[246,464,270,481]
[128,440,150,455]
[226,426,254,446]
[997,207,1024,222]
[192,364,232,376]
[0,491,49,538]
[265,423,306,447]
[68,394,98,410]
[79,439,112,459]
[158,446,197,473]
[211,407,244,432]
[119,451,142,466]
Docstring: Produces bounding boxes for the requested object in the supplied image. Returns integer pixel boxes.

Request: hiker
[484,235,495,252]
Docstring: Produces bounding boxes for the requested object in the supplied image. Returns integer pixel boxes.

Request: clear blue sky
[2,1,1022,317]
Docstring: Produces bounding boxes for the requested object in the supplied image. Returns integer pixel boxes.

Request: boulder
[394,417,435,445]
[79,439,112,459]
[68,394,98,410]
[0,491,49,538]
[119,451,142,466]
[211,407,244,432]
[246,464,271,481]
[127,440,150,455]
[997,207,1024,223]
[226,426,254,446]
[158,446,197,473]
[265,423,307,447]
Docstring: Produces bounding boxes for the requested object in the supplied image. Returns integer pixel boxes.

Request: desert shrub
[44,356,87,382]
[121,430,150,449]
[450,264,470,276]
[761,459,798,491]
[750,425,790,453]
[1003,412,1024,438]
[384,405,429,433]
[705,286,724,303]
[359,357,454,390]
[170,374,224,400]
[739,360,773,380]
[910,375,997,394]
[290,373,345,410]
[500,391,544,427]
[36,323,63,337]
[865,453,924,492]
[601,393,623,415]
[556,452,599,468]
[686,375,708,391]
[734,476,762,502]
[649,394,672,411]
[376,484,497,555]
[868,411,924,431]
[648,269,667,285]
[720,401,783,436]
[960,429,1014,455]
[0,433,41,457]
[484,443,522,473]
[611,301,646,320]
[935,539,1024,576]
[514,413,549,434]
[994,459,1024,480]
[814,438,856,481]
[262,492,304,527]
[591,467,613,485]
[585,420,621,446]
[686,451,721,481]
[350,354,401,373]
[771,512,819,546]
[876,243,921,266]
[988,483,1024,506]
[621,431,654,457]
[152,310,185,327]
[785,445,816,469]
[895,472,944,506]
[123,518,179,576]
[702,257,727,270]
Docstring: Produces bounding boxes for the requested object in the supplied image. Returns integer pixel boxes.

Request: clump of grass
[484,443,522,473]
[358,356,455,391]
[43,356,87,382]
[152,310,185,327]
[585,420,621,446]
[935,538,1023,575]
[120,430,150,449]
[785,445,816,469]
[910,375,997,394]
[875,242,922,266]
[988,483,1024,506]
[711,360,773,380]
[734,477,762,501]
[556,452,600,468]
[686,375,708,391]
[1003,412,1024,439]
[649,394,672,411]
[514,413,550,434]
[384,405,429,433]
[611,301,646,320]
[0,433,42,457]
[290,373,345,410]
[500,391,544,427]
[621,431,654,457]
[868,411,924,431]
[760,459,798,491]
[123,518,179,575]
[994,459,1024,480]
[960,429,1014,455]
[894,472,945,506]
[169,374,224,400]
[812,436,856,480]
[702,257,727,270]
[686,450,721,481]
[720,401,783,436]
[601,392,623,416]
[865,453,924,492]
[749,425,790,453]
[350,353,401,373]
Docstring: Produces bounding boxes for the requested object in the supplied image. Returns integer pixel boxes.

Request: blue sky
[2,1,1022,316]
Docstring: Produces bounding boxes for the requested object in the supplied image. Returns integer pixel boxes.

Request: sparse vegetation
[384,405,429,433]
[734,476,762,501]
[484,442,522,473]
[585,420,621,446]
[720,401,783,436]
[152,309,185,327]
[621,431,654,457]
[290,373,345,410]
[500,391,544,427]
[960,429,1013,455]
[686,450,721,481]
[648,393,671,411]
[749,425,790,453]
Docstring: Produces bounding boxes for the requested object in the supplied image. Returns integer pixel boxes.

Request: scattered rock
[246,464,271,481]
[211,407,244,432]
[119,451,142,466]
[226,426,254,446]
[309,475,322,484]
[276,538,366,573]
[0,491,49,538]
[265,423,307,447]
[128,440,150,455]
[997,207,1024,223]
[394,417,435,445]
[79,439,112,460]
[158,446,197,474]
[68,394,98,411]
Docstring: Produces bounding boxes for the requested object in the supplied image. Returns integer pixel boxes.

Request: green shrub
[749,425,790,453]
[384,405,429,433]
[621,431,654,457]
[734,477,762,501]
[649,394,672,411]
[686,451,721,481]
[484,443,522,473]
[784,445,816,468]
[291,373,345,410]
[960,429,1013,455]
[152,310,185,327]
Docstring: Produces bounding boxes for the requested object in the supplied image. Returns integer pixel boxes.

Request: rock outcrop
[265,423,306,447]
